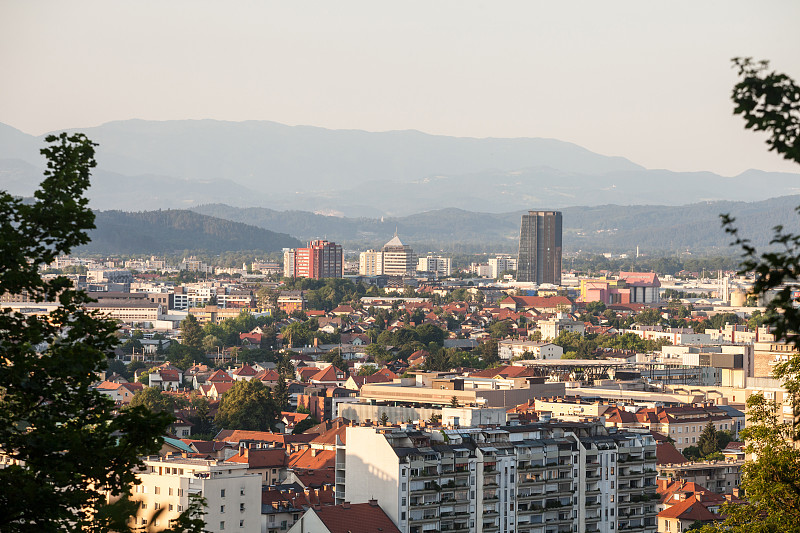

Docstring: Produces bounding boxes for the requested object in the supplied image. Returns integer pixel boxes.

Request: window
[178,489,184,497]
[220,521,225,530]
[154,503,161,510]
[141,503,147,510]
[221,489,226,498]
[240,503,245,512]
[178,505,183,512]
[169,488,173,496]
[154,487,161,495]
[141,519,147,526]
[240,488,245,496]
[401,497,406,506]
[220,505,225,513]
[401,512,406,521]
[169,504,174,511]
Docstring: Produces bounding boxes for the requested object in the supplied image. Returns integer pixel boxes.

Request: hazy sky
[1,0,799,176]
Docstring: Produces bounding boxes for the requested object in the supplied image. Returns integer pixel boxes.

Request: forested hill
[192,195,800,254]
[78,210,301,255]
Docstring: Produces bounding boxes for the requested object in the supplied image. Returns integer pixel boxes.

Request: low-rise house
[230,364,258,381]
[262,485,335,533]
[94,380,143,405]
[225,446,288,485]
[148,364,184,390]
[497,340,563,360]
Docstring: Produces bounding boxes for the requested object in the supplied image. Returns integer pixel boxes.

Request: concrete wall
[344,427,401,527]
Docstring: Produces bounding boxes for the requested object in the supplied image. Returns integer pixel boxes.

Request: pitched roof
[225,447,287,468]
[311,502,402,533]
[232,364,258,376]
[658,495,720,521]
[208,369,233,382]
[215,429,319,445]
[656,442,688,465]
[289,448,336,470]
[310,366,347,382]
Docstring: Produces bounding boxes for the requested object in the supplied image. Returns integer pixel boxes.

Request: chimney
[369,499,378,507]
[342,502,350,509]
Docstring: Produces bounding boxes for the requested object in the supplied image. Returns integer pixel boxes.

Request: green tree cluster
[698,58,800,533]
[214,379,279,432]
[0,133,202,532]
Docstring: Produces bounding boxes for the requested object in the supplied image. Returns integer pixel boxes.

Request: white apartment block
[130,456,261,533]
[283,249,296,278]
[489,256,517,279]
[539,315,586,341]
[359,250,384,276]
[417,255,452,276]
[469,263,493,278]
[498,340,563,360]
[417,256,450,276]
[341,423,658,533]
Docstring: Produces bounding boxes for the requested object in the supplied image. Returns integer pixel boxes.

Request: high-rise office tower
[517,210,562,285]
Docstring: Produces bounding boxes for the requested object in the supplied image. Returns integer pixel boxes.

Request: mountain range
[3,118,800,255]
[2,120,800,217]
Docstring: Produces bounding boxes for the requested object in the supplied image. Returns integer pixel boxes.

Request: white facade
[539,315,586,341]
[489,255,517,279]
[382,235,415,277]
[283,249,295,278]
[341,423,658,533]
[359,250,384,276]
[130,457,261,533]
[417,255,452,276]
[498,340,563,360]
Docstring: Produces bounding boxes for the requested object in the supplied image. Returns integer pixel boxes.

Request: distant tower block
[517,210,562,285]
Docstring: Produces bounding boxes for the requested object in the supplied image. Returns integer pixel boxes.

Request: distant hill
[78,210,301,255]
[192,195,800,254]
[2,119,800,216]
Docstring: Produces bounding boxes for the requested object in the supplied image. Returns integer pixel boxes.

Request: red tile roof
[311,502,402,533]
[208,369,233,382]
[215,429,319,445]
[310,366,347,383]
[232,364,258,376]
[225,447,287,468]
[656,442,688,465]
[289,448,336,470]
[658,495,720,521]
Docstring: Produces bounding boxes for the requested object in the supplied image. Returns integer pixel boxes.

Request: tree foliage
[129,387,176,414]
[214,379,278,432]
[0,133,200,532]
[699,59,800,533]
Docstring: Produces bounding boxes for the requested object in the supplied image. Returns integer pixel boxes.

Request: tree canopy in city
[0,134,202,532]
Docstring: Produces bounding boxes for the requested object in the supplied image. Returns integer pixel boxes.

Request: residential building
[517,210,563,285]
[291,240,343,279]
[129,456,261,533]
[342,422,658,533]
[284,249,296,278]
[657,459,743,495]
[539,314,586,341]
[417,255,452,276]
[359,249,384,276]
[498,340,564,360]
[277,291,306,314]
[287,501,401,533]
[489,255,517,279]
[382,234,416,277]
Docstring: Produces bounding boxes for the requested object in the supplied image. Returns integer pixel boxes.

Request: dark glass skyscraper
[517,210,562,285]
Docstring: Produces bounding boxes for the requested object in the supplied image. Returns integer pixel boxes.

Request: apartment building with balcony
[130,456,261,533]
[341,422,658,533]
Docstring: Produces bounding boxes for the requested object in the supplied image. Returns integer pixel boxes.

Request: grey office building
[517,210,562,285]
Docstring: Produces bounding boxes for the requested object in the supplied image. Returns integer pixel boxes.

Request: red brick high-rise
[292,240,343,279]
